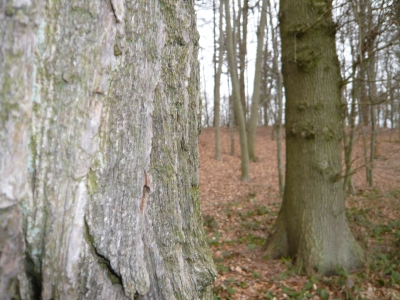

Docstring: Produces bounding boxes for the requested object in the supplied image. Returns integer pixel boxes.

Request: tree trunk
[261,38,271,128]
[202,57,211,127]
[230,96,236,156]
[359,72,370,126]
[264,0,364,275]
[224,0,250,181]
[247,0,268,162]
[263,102,269,126]
[355,0,370,127]
[238,0,248,118]
[0,2,41,298]
[343,76,358,195]
[214,0,224,161]
[366,0,377,187]
[268,0,284,197]
[0,1,216,299]
[342,29,358,195]
[367,51,376,187]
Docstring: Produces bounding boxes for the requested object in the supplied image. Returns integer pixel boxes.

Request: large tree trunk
[264,0,364,275]
[0,2,41,298]
[0,1,216,299]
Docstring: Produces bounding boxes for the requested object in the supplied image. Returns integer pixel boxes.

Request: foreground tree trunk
[0,1,216,299]
[264,0,364,275]
[0,2,41,298]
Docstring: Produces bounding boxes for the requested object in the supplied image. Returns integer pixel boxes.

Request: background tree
[261,41,273,128]
[337,0,399,191]
[264,0,365,275]
[247,0,268,162]
[0,1,216,299]
[214,0,224,161]
[267,0,284,196]
[224,0,250,181]
[238,0,249,116]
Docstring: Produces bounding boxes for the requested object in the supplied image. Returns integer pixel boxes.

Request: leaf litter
[199,126,400,300]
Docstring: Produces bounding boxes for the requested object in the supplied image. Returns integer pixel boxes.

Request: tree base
[263,213,365,276]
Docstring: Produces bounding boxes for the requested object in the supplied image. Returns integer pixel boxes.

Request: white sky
[195,0,399,128]
[195,0,264,121]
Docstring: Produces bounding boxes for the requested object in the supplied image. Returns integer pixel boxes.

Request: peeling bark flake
[140,171,151,214]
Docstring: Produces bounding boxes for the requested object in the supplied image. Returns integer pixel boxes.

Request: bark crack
[84,219,125,290]
[140,171,151,214]
[24,247,43,299]
[109,0,119,23]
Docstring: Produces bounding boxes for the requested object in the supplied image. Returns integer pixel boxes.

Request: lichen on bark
[1,0,215,299]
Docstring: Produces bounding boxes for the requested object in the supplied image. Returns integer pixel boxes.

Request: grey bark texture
[0,1,41,298]
[264,0,365,275]
[0,1,216,299]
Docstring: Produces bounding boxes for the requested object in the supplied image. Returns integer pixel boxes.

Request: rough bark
[264,0,365,275]
[0,2,41,298]
[1,1,216,299]
[224,0,250,181]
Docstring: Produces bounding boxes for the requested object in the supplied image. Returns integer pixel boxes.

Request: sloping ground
[199,126,400,300]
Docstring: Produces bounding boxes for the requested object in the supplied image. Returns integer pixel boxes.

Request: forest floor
[199,126,400,300]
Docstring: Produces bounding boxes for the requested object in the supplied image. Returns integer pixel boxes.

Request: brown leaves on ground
[199,126,400,300]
